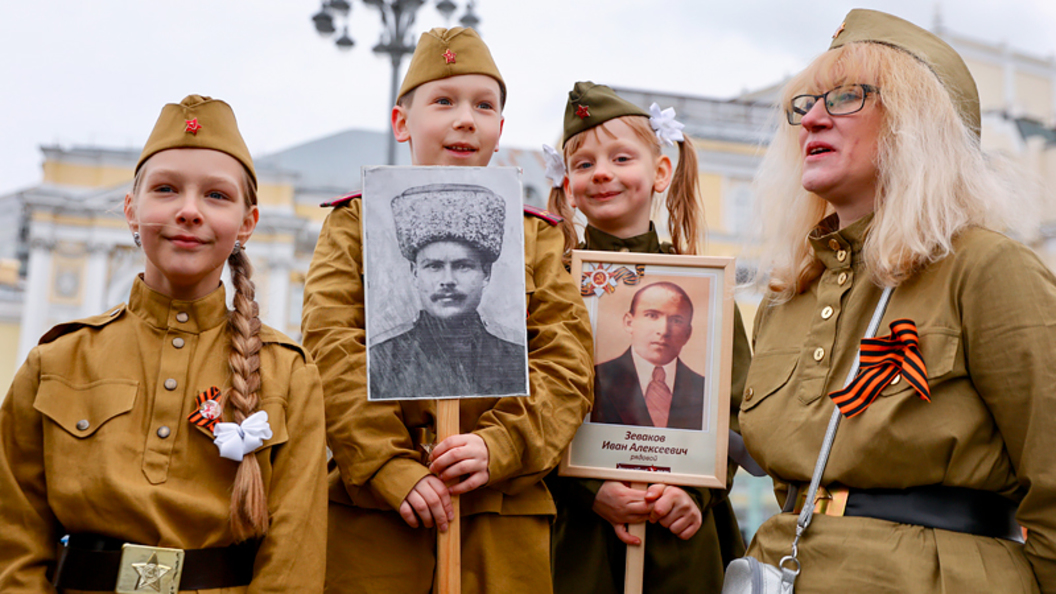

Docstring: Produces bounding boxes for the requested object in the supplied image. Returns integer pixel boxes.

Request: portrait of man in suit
[590,281,705,430]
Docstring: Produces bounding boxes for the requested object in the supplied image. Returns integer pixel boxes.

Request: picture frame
[559,250,735,488]
[361,166,530,401]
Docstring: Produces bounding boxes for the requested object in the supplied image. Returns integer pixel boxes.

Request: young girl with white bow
[0,95,326,593]
[545,82,751,594]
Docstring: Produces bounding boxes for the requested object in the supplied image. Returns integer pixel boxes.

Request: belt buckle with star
[116,543,185,593]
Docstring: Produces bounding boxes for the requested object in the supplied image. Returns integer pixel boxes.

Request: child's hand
[429,433,490,495]
[399,475,454,532]
[645,483,702,540]
[593,481,653,545]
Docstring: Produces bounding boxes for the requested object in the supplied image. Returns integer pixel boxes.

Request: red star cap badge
[442,49,457,64]
[575,104,590,119]
[185,118,202,135]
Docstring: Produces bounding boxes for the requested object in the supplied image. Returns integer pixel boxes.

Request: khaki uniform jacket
[549,224,749,594]
[0,277,328,593]
[302,199,594,517]
[742,215,1056,593]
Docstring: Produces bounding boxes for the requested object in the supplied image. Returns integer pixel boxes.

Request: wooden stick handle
[436,399,461,594]
[624,482,648,594]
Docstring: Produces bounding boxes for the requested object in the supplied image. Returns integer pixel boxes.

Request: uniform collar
[583,223,664,254]
[128,275,229,334]
[808,213,874,270]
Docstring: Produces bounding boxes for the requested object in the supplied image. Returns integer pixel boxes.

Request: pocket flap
[34,376,138,438]
[741,351,798,412]
[259,398,289,448]
[882,329,960,397]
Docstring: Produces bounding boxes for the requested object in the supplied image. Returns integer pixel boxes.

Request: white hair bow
[542,144,566,188]
[648,103,685,147]
[212,411,273,462]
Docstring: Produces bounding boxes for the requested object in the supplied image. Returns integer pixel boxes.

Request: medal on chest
[187,385,223,431]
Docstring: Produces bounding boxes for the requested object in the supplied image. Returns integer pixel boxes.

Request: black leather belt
[53,534,258,591]
[786,483,1023,542]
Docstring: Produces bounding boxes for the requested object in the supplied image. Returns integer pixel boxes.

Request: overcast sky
[2,0,1055,196]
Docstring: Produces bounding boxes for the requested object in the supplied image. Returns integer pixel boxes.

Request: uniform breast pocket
[880,329,960,398]
[34,376,138,439]
[257,397,290,454]
[741,350,799,413]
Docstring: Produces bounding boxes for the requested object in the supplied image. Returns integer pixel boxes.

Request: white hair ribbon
[648,103,685,147]
[212,410,273,462]
[542,144,566,188]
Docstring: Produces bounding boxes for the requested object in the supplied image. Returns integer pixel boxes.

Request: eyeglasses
[786,84,879,125]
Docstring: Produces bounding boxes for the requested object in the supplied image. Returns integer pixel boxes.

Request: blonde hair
[131,160,268,540]
[547,115,704,256]
[754,42,1024,300]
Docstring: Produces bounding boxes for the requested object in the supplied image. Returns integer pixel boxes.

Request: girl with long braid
[0,95,327,591]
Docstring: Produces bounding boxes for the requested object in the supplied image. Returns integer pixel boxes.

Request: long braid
[226,246,269,540]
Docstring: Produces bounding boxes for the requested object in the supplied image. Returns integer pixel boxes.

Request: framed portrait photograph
[362,166,530,401]
[560,250,735,488]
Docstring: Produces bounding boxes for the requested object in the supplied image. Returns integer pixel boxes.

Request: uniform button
[891,374,901,386]
[176,312,189,323]
[821,306,834,320]
[76,419,90,431]
[837,272,848,285]
[164,378,178,391]
[745,387,754,401]
[157,426,171,439]
[828,239,840,250]
[836,250,847,262]
[813,347,825,362]
[172,337,185,349]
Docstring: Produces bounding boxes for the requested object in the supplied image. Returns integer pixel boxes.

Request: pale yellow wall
[699,172,724,234]
[0,323,22,395]
[1015,72,1053,121]
[257,183,295,208]
[295,203,330,223]
[967,60,1005,112]
[42,161,133,188]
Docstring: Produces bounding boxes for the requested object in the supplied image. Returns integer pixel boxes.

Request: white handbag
[721,287,894,594]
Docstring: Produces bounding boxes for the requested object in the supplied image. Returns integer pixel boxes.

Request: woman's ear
[653,154,674,194]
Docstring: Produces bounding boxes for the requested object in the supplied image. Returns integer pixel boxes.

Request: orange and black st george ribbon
[828,319,931,418]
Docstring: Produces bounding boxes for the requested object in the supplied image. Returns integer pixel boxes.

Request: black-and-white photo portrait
[363,167,529,400]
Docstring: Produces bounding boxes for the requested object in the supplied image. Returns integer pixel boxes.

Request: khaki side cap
[830,8,980,137]
[397,27,505,102]
[136,95,257,187]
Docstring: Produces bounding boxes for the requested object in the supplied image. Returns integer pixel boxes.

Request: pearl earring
[133,231,141,247]
[232,240,242,255]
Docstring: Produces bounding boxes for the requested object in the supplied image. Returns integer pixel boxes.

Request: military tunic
[301,198,594,593]
[549,224,750,594]
[742,214,1056,593]
[369,311,527,400]
[0,277,328,593]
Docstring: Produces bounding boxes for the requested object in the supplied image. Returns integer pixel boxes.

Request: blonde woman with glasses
[739,9,1054,593]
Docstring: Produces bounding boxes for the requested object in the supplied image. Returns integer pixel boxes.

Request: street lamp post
[312,0,483,165]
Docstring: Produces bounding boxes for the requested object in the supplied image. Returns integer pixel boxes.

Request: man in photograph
[369,183,528,399]
[591,281,705,430]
